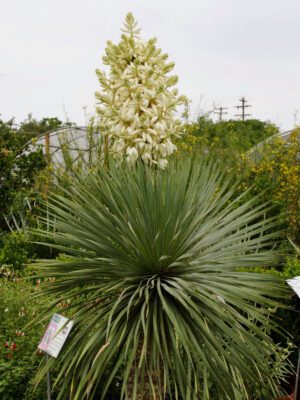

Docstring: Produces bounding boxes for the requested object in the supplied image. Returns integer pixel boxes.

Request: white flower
[154,122,165,136]
[157,158,168,169]
[126,147,139,165]
[145,134,153,144]
[134,39,144,53]
[141,98,149,108]
[141,152,151,162]
[158,143,167,157]
[165,139,176,155]
[120,104,136,122]
[113,139,126,154]
[137,142,145,151]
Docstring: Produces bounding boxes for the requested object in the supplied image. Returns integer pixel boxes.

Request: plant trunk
[126,338,163,400]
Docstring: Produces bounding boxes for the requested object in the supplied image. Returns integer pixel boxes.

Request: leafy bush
[240,253,300,388]
[0,231,59,273]
[0,118,46,232]
[176,120,300,243]
[238,127,300,240]
[0,232,29,271]
[0,278,48,399]
[177,117,279,155]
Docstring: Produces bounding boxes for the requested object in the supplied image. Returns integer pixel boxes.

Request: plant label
[287,276,300,299]
[38,313,73,358]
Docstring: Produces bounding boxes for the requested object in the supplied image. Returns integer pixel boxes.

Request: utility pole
[235,97,251,121]
[214,106,228,122]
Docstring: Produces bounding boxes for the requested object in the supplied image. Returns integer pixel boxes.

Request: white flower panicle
[95,12,186,168]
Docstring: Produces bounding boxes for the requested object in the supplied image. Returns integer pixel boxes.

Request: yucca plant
[33,158,290,400]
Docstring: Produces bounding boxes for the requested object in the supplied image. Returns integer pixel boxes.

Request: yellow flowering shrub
[176,119,299,240]
[238,128,300,239]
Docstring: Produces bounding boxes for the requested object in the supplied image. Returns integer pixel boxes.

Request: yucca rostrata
[34,158,290,399]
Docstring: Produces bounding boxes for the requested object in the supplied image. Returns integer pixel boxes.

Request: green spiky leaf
[33,158,290,400]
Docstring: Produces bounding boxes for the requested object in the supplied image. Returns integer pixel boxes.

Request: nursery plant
[33,157,291,400]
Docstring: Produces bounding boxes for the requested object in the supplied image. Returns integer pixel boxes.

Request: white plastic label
[287,276,300,299]
[38,313,73,358]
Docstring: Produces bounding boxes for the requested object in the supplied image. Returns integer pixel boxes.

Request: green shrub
[0,230,59,274]
[177,117,279,155]
[0,232,29,271]
[0,279,48,399]
[242,255,300,379]
[238,128,300,241]
[0,118,46,233]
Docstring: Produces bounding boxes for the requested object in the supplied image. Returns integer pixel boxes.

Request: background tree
[18,114,64,139]
[0,118,46,232]
[177,116,279,156]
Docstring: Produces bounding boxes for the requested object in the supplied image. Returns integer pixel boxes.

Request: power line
[235,97,252,121]
[214,106,228,122]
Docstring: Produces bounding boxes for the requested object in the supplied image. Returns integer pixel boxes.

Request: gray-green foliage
[34,158,290,399]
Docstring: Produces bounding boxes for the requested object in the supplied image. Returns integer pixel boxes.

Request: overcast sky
[1,0,299,130]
